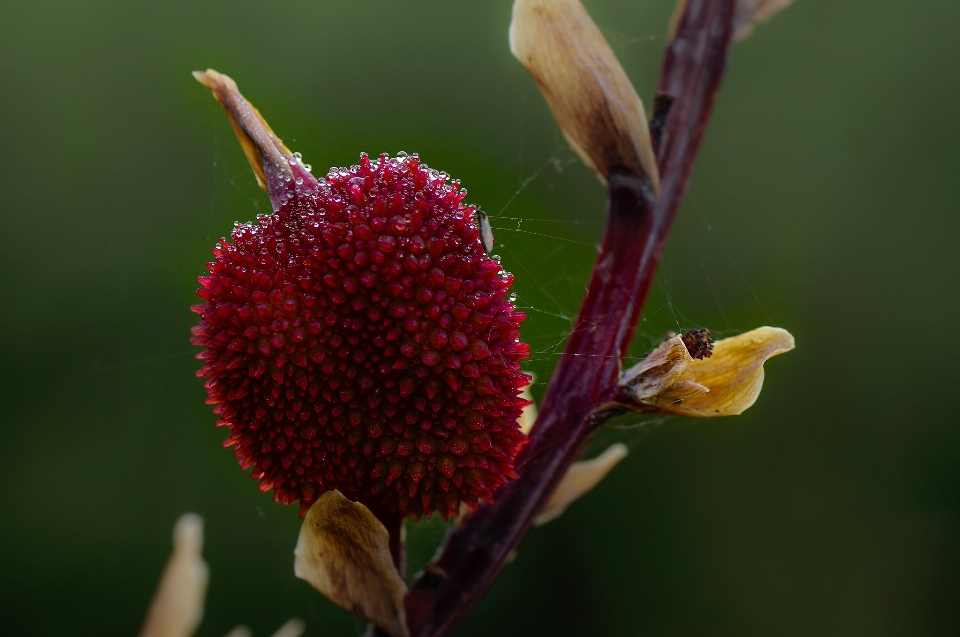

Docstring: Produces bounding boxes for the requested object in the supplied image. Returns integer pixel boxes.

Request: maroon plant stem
[375,510,406,578]
[404,2,735,635]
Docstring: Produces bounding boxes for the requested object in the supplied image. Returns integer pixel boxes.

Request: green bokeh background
[2,0,958,635]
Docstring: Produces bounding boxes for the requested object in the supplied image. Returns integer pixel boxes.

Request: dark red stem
[381,510,407,579]
[404,2,735,635]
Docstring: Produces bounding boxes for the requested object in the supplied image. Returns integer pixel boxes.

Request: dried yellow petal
[617,327,794,418]
[509,0,660,194]
[652,327,795,417]
[294,490,409,637]
[733,0,795,41]
[534,443,629,525]
[139,514,209,637]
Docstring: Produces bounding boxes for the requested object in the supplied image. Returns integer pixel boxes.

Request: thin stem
[404,1,735,636]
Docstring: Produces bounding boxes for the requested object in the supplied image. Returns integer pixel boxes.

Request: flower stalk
[404,1,738,635]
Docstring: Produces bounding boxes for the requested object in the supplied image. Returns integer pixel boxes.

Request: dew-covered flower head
[191,148,531,520]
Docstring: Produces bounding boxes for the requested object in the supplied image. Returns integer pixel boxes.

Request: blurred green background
[2,0,958,635]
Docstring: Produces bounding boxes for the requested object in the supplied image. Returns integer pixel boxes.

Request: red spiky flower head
[190,71,530,520]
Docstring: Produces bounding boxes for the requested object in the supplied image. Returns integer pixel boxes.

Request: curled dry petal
[509,0,660,194]
[294,491,409,637]
[733,0,796,41]
[140,514,209,637]
[618,327,795,418]
[619,336,693,403]
[534,443,629,525]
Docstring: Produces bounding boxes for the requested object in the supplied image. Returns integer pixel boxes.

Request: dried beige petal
[651,327,795,417]
[518,383,538,436]
[222,628,252,637]
[294,490,409,637]
[139,514,209,637]
[510,0,660,194]
[733,0,795,41]
[534,443,629,525]
[269,619,306,637]
[193,69,297,190]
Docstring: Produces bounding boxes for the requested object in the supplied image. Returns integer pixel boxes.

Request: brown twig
[403,1,736,635]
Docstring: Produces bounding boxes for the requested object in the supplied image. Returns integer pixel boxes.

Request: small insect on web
[476,209,495,254]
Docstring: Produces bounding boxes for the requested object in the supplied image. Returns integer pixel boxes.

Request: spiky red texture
[191,153,530,519]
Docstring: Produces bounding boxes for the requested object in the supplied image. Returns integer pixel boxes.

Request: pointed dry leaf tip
[509,0,660,195]
[619,327,795,418]
[294,491,409,637]
[192,69,296,191]
[139,514,209,637]
[535,443,629,525]
[733,0,795,41]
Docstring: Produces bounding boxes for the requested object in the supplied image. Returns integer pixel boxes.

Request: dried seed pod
[510,0,660,194]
